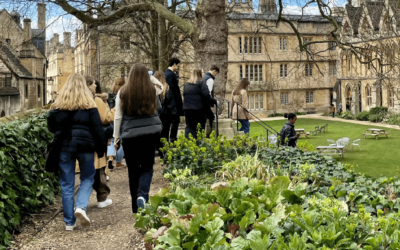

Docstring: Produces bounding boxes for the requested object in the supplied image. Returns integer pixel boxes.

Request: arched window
[389,89,395,108]
[366,85,372,106]
[346,85,352,110]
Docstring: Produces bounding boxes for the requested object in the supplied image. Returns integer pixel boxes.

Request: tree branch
[53,0,195,35]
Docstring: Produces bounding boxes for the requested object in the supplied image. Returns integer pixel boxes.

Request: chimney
[63,32,71,48]
[45,40,50,56]
[37,0,46,30]
[23,18,32,42]
[54,33,59,44]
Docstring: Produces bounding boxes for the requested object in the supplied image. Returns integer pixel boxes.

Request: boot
[107,156,114,170]
[116,162,126,168]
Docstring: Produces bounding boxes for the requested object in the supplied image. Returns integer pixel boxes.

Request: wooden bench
[311,126,320,135]
[320,125,327,133]
[363,133,379,140]
[317,146,344,158]
[295,128,310,138]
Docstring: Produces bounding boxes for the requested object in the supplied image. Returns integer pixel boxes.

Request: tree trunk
[150,11,159,70]
[158,0,169,71]
[193,0,228,102]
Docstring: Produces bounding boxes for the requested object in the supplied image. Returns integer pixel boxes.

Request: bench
[320,125,327,133]
[317,146,344,158]
[363,132,390,140]
[311,126,320,135]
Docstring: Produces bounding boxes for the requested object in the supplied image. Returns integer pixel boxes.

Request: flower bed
[136,133,400,249]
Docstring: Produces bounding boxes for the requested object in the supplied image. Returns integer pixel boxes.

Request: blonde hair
[51,74,96,110]
[154,71,168,99]
[187,69,203,84]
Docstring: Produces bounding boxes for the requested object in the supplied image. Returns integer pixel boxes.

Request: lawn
[249,118,399,177]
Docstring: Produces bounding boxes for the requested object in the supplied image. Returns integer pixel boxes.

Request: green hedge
[356,111,370,121]
[0,112,59,249]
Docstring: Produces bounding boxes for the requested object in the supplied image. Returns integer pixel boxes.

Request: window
[249,94,264,110]
[243,64,263,82]
[239,37,242,54]
[38,85,41,98]
[366,86,372,106]
[120,66,128,78]
[329,62,337,76]
[249,37,253,54]
[259,37,262,53]
[389,90,395,108]
[305,64,313,76]
[244,37,248,54]
[281,93,289,105]
[120,36,131,51]
[279,38,287,51]
[328,41,336,50]
[303,37,312,50]
[254,38,257,55]
[280,64,288,78]
[25,85,28,99]
[3,74,11,87]
[306,91,314,103]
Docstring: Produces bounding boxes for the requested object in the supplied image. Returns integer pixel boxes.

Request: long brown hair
[112,78,125,93]
[233,78,250,95]
[187,69,203,84]
[120,64,156,116]
[153,71,168,99]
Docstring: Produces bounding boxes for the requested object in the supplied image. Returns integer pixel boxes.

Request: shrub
[294,112,307,116]
[340,111,355,120]
[387,113,400,125]
[0,112,59,248]
[356,111,370,121]
[268,113,283,117]
[297,140,316,152]
[369,113,385,122]
[370,106,388,115]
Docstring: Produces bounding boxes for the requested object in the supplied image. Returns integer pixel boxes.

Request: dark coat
[183,80,217,111]
[202,72,215,98]
[280,121,297,147]
[164,69,183,116]
[107,93,117,109]
[47,108,106,157]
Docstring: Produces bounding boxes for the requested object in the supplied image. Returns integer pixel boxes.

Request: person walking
[114,64,163,213]
[231,78,251,134]
[85,76,115,208]
[331,104,335,118]
[202,65,220,136]
[183,69,217,139]
[47,73,106,230]
[161,58,182,144]
[106,78,126,169]
[280,113,300,147]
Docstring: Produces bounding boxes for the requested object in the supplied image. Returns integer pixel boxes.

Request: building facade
[0,3,47,117]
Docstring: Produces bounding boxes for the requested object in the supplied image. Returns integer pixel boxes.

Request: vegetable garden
[135,131,400,249]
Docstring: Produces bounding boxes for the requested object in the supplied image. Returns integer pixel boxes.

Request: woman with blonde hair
[153,71,168,104]
[114,64,163,213]
[231,78,251,134]
[85,76,115,209]
[47,73,105,230]
[183,69,217,138]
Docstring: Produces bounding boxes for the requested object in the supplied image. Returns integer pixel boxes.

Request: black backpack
[107,93,117,109]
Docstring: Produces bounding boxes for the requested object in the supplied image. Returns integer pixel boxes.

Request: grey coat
[280,121,297,147]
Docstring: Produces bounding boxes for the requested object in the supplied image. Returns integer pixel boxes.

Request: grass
[249,118,399,178]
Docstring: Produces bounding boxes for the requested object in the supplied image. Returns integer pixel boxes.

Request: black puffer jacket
[47,108,106,157]
[183,80,217,110]
[164,69,183,116]
[280,121,297,147]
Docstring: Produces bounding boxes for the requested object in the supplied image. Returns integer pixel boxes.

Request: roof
[32,29,46,55]
[0,41,32,78]
[228,12,342,23]
[365,1,385,30]
[388,0,400,26]
[346,4,363,34]
[0,87,19,96]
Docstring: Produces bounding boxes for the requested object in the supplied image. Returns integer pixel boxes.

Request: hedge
[0,111,59,249]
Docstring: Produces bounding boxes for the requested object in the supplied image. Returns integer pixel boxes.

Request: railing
[214,98,280,145]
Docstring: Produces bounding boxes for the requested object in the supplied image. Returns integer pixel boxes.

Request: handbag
[45,111,77,173]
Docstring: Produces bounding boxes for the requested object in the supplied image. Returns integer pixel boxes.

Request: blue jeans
[59,152,95,226]
[238,119,250,134]
[107,137,124,162]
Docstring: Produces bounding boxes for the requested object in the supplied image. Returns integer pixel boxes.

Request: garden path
[9,158,167,250]
[259,114,400,130]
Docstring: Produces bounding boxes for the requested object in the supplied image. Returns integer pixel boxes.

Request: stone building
[0,3,47,117]
[336,0,400,114]
[46,32,74,101]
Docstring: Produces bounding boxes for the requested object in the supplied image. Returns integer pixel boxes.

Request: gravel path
[9,158,168,250]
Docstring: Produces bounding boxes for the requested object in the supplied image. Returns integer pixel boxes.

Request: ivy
[0,112,59,248]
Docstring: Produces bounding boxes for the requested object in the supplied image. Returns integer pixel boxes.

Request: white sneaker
[74,208,90,227]
[106,175,109,181]
[137,197,146,210]
[97,199,113,208]
[65,223,76,231]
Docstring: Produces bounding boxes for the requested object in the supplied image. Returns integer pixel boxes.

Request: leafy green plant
[370,107,388,115]
[268,113,284,117]
[356,111,370,121]
[297,141,316,152]
[0,112,60,249]
[340,111,355,120]
[387,113,400,125]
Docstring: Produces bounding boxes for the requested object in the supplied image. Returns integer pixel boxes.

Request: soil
[8,158,168,250]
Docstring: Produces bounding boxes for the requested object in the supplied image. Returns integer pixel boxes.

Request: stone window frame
[280,92,289,105]
[25,84,28,99]
[306,91,314,103]
[305,63,313,77]
[244,64,263,82]
[366,85,372,106]
[280,64,288,78]
[329,62,337,76]
[389,89,395,108]
[249,93,264,111]
[279,37,287,51]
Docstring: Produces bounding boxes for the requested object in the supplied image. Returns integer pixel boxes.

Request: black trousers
[122,134,156,213]
[160,111,180,143]
[184,109,206,139]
